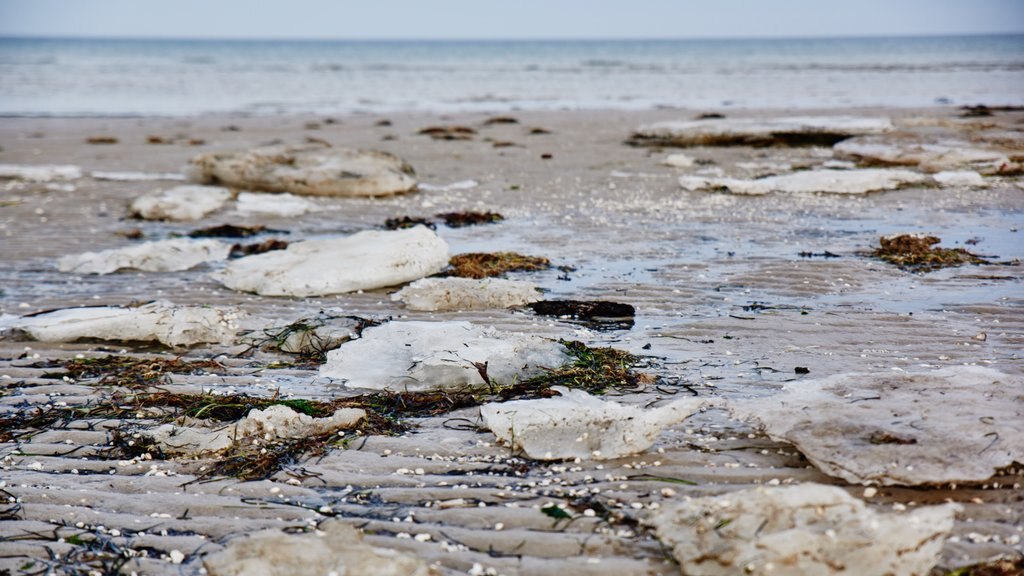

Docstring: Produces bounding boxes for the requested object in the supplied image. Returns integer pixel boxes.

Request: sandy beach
[1,106,1023,575]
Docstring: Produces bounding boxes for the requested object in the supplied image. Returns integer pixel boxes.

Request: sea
[0,35,1022,117]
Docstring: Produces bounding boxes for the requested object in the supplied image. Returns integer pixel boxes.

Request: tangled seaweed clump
[444,252,551,279]
[873,234,989,272]
[55,355,225,388]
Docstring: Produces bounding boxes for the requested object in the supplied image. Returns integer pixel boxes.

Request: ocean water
[0,35,1022,116]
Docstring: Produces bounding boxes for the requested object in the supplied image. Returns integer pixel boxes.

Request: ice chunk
[8,301,242,347]
[0,164,82,181]
[650,484,958,576]
[632,116,893,147]
[931,170,987,187]
[129,185,232,221]
[661,153,696,168]
[213,226,448,297]
[203,521,432,576]
[144,405,366,456]
[728,366,1024,485]
[254,313,370,356]
[834,137,1011,173]
[480,387,706,460]
[234,191,317,217]
[58,238,231,274]
[417,179,479,192]
[189,143,417,197]
[320,321,568,392]
[91,171,186,182]
[679,168,926,195]
[391,277,541,311]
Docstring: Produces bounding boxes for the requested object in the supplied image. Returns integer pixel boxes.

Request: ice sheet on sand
[144,405,366,456]
[320,321,568,392]
[91,171,187,182]
[833,137,1011,173]
[214,226,448,297]
[189,143,418,197]
[391,277,541,311]
[203,521,433,576]
[633,116,893,147]
[0,164,82,181]
[129,185,232,221]
[728,366,1024,486]
[58,238,231,274]
[234,191,317,217]
[679,168,926,195]
[7,301,242,347]
[417,179,479,192]
[480,387,706,460]
[932,170,987,187]
[650,484,958,576]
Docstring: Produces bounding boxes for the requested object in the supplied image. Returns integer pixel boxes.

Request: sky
[1,0,1023,40]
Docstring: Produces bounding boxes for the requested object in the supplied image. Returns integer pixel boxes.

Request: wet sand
[1,107,1022,574]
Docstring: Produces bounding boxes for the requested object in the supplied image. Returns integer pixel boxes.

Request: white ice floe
[727,366,1024,486]
[930,170,987,187]
[391,277,541,311]
[678,168,926,195]
[58,238,231,274]
[480,387,707,460]
[661,153,696,168]
[319,321,568,392]
[129,185,232,221]
[234,191,317,217]
[634,116,893,147]
[189,143,418,197]
[833,137,1011,173]
[91,171,187,182]
[0,164,82,182]
[213,226,448,297]
[650,484,958,576]
[417,179,479,192]
[203,521,432,576]
[7,301,243,347]
[144,405,366,456]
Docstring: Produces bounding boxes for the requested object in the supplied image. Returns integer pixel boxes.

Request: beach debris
[384,215,436,230]
[85,135,118,145]
[319,321,569,391]
[872,234,989,272]
[481,386,706,460]
[391,277,542,311]
[483,115,519,125]
[416,179,479,192]
[649,484,959,576]
[528,300,636,320]
[661,153,696,168]
[444,252,551,279]
[188,143,417,197]
[678,168,927,195]
[129,185,232,221]
[418,125,477,140]
[0,163,82,182]
[91,170,187,181]
[5,301,242,347]
[250,312,378,360]
[630,116,893,147]
[202,521,433,576]
[727,366,1024,485]
[229,239,289,259]
[213,226,448,297]
[528,127,552,135]
[233,191,318,217]
[437,210,504,227]
[57,237,231,274]
[189,223,284,238]
[143,404,366,457]
[833,136,1014,173]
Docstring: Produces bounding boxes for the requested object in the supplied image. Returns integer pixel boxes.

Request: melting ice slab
[129,185,232,221]
[6,301,243,347]
[481,387,706,460]
[58,238,231,274]
[0,164,82,181]
[632,116,893,147]
[650,484,958,576]
[391,277,541,311]
[203,521,433,576]
[189,143,418,197]
[319,321,568,392]
[679,168,926,195]
[728,366,1024,486]
[213,226,448,297]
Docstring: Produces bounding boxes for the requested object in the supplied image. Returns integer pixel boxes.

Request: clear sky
[1,0,1022,40]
